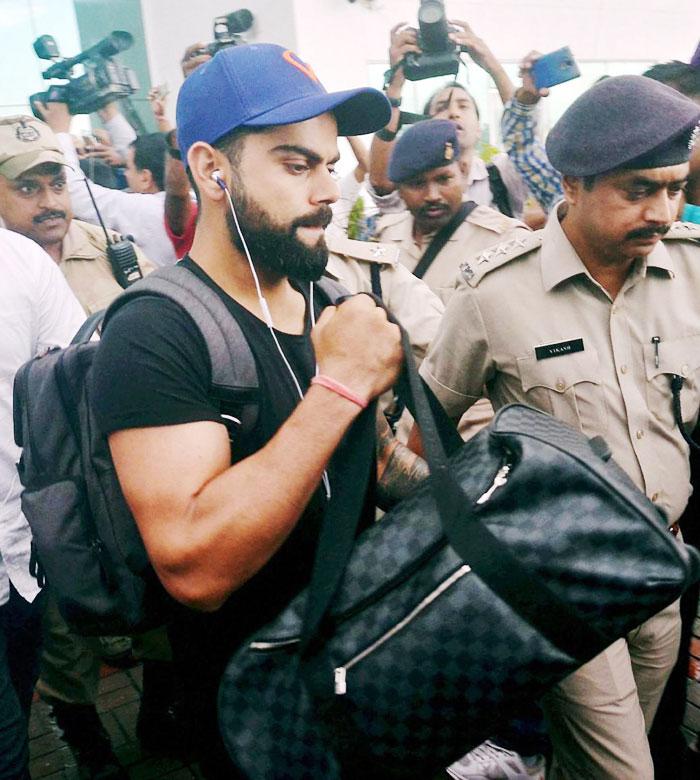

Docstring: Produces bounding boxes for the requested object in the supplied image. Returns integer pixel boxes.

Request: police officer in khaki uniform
[373,120,530,304]
[419,76,700,779]
[325,224,443,363]
[0,117,153,312]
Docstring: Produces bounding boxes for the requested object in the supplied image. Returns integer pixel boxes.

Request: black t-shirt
[92,258,373,688]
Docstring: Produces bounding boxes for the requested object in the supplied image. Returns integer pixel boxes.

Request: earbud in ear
[211,169,227,190]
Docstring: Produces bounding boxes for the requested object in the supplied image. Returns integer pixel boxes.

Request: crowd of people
[1,13,699,780]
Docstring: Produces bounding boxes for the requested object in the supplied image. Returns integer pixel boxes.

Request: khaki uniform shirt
[373,204,530,303]
[421,209,700,524]
[59,220,154,314]
[325,229,444,364]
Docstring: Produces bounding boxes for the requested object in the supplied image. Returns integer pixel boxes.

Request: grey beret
[388,119,461,183]
[546,75,700,176]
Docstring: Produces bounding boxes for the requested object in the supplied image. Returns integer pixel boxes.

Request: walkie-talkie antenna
[82,175,113,245]
[77,167,143,289]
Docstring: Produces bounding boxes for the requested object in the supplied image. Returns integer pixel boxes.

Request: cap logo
[16,121,40,143]
[282,50,319,83]
[444,141,454,161]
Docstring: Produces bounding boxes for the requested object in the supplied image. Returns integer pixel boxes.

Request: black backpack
[12,265,345,635]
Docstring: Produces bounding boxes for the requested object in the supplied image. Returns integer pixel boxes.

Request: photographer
[369,19,528,220]
[37,100,177,267]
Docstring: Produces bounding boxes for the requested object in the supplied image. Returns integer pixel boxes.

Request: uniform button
[681,364,689,377]
[620,365,628,374]
[651,492,659,502]
[555,379,566,392]
[636,429,644,439]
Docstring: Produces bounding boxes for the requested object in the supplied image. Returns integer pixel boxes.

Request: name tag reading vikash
[535,338,584,361]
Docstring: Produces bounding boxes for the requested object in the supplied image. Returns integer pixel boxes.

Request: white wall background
[140,0,697,170]
[142,0,697,116]
[292,0,697,82]
[139,0,298,120]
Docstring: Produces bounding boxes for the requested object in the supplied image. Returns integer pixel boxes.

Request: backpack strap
[316,275,350,305]
[103,265,260,434]
[72,310,105,344]
[487,163,514,218]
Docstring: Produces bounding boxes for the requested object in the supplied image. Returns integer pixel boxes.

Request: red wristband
[310,374,368,410]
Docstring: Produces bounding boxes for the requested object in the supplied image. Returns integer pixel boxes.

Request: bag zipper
[333,563,471,695]
[476,461,511,505]
[249,452,510,658]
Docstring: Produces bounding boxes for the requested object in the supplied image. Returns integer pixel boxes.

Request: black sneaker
[50,701,127,779]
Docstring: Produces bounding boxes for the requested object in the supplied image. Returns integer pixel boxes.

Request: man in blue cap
[419,75,700,779]
[90,43,403,776]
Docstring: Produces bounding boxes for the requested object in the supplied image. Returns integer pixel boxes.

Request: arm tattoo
[375,413,429,510]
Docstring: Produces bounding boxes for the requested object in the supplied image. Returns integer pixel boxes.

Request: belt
[669,522,680,538]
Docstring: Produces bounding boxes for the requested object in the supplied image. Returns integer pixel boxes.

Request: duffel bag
[218,324,700,779]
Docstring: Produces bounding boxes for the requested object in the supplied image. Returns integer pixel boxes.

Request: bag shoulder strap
[412,201,479,280]
[487,163,514,218]
[316,275,350,304]
[104,266,259,431]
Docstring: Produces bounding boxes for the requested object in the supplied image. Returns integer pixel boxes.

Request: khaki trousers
[36,591,171,705]
[542,598,681,779]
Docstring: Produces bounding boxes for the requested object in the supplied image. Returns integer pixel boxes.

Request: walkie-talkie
[82,176,143,288]
[106,237,142,287]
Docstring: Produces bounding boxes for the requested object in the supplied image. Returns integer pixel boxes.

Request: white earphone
[213,163,330,498]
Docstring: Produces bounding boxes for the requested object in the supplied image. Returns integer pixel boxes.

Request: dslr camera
[403,0,461,81]
[29,31,139,116]
[196,8,255,57]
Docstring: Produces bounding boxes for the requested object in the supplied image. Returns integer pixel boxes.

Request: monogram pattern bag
[218,325,700,779]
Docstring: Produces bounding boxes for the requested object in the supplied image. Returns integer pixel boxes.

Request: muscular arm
[109,387,359,611]
[107,296,401,611]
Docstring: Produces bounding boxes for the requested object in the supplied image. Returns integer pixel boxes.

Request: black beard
[225,190,331,283]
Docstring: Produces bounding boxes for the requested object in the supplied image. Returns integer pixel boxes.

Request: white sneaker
[447,740,546,780]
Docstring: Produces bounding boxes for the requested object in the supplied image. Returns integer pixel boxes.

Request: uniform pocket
[644,335,700,427]
[517,348,607,435]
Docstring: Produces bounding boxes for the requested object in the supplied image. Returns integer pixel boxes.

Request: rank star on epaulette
[370,245,387,259]
[476,247,497,265]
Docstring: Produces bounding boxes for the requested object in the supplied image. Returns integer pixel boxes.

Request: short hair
[422,81,480,119]
[130,133,167,191]
[643,61,700,99]
[185,125,270,202]
[213,124,271,165]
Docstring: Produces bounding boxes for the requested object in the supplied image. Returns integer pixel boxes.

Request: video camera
[196,8,255,57]
[403,0,461,81]
[29,31,139,117]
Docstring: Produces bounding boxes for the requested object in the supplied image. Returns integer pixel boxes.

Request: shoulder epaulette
[465,204,529,234]
[460,230,543,287]
[664,221,700,243]
[326,233,400,265]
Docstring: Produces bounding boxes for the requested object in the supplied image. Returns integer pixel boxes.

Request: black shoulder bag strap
[487,163,514,218]
[412,201,478,280]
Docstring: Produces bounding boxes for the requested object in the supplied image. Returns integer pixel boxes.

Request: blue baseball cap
[176,43,391,166]
[388,119,461,183]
